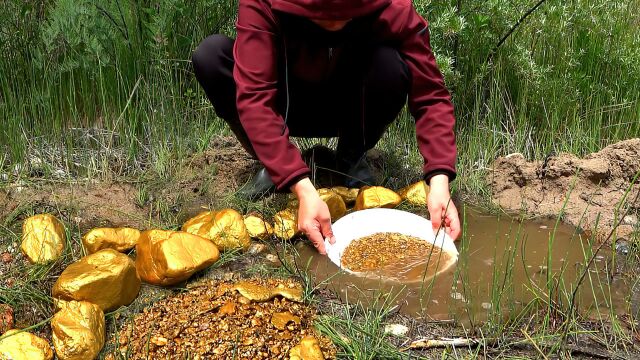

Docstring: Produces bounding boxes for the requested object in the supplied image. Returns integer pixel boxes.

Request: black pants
[192,34,409,166]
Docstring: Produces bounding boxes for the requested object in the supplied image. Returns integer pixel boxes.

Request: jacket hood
[271,0,392,20]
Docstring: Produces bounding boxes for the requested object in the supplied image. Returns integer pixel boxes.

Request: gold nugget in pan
[341,232,449,278]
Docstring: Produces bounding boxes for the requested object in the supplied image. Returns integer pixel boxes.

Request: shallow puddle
[295,206,629,323]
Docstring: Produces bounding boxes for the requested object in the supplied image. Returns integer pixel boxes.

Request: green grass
[1,0,639,197]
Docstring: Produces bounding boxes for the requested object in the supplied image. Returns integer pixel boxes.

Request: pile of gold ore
[0,182,428,359]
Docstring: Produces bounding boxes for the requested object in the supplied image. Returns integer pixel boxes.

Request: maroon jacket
[233,0,457,190]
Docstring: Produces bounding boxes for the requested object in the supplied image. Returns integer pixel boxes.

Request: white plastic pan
[324,208,459,277]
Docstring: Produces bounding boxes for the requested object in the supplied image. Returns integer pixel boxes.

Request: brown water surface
[295,206,629,323]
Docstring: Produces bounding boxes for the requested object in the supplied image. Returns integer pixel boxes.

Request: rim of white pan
[324,208,459,277]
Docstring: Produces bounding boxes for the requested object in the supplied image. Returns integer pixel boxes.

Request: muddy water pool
[295,206,630,323]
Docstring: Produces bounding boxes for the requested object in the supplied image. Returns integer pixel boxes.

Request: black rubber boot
[237,167,276,201]
[340,154,377,188]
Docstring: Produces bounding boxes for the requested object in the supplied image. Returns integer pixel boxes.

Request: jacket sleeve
[233,0,310,190]
[382,0,457,182]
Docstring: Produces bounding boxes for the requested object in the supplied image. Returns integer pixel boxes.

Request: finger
[443,203,461,239]
[319,216,335,245]
[305,226,327,255]
[430,206,443,232]
[448,211,462,240]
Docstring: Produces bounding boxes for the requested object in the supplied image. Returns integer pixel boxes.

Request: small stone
[265,254,279,263]
[383,324,409,337]
[505,152,524,159]
[481,302,492,310]
[218,301,236,316]
[51,301,105,360]
[1,252,12,264]
[222,272,235,281]
[247,242,267,255]
[52,169,67,178]
[623,215,638,226]
[21,214,66,264]
[289,336,324,360]
[270,312,301,330]
[151,336,168,347]
[29,156,43,169]
[0,304,14,334]
[0,329,53,360]
[615,240,630,255]
[52,249,141,312]
[12,164,23,176]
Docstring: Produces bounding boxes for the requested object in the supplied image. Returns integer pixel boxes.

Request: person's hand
[291,178,336,254]
[427,174,461,240]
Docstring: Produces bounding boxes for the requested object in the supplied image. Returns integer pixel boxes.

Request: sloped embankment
[489,139,640,241]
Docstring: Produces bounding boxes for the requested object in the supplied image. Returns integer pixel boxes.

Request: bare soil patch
[0,182,150,229]
[489,138,640,241]
[174,136,260,198]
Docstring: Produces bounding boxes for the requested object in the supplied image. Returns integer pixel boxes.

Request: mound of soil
[489,138,640,241]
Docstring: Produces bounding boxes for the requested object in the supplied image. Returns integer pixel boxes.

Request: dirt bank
[489,138,640,241]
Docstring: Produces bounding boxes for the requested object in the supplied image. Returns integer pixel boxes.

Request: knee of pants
[192,34,234,82]
[364,47,410,108]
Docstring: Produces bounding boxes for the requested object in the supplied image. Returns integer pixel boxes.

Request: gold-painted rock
[354,186,402,210]
[243,214,274,240]
[51,301,105,360]
[135,230,220,286]
[52,248,140,312]
[233,281,303,303]
[20,214,66,264]
[0,330,53,360]
[82,227,141,254]
[398,181,430,207]
[197,209,250,251]
[273,209,299,240]
[331,186,359,204]
[181,211,215,235]
[289,336,325,360]
[271,311,301,330]
[318,189,347,220]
